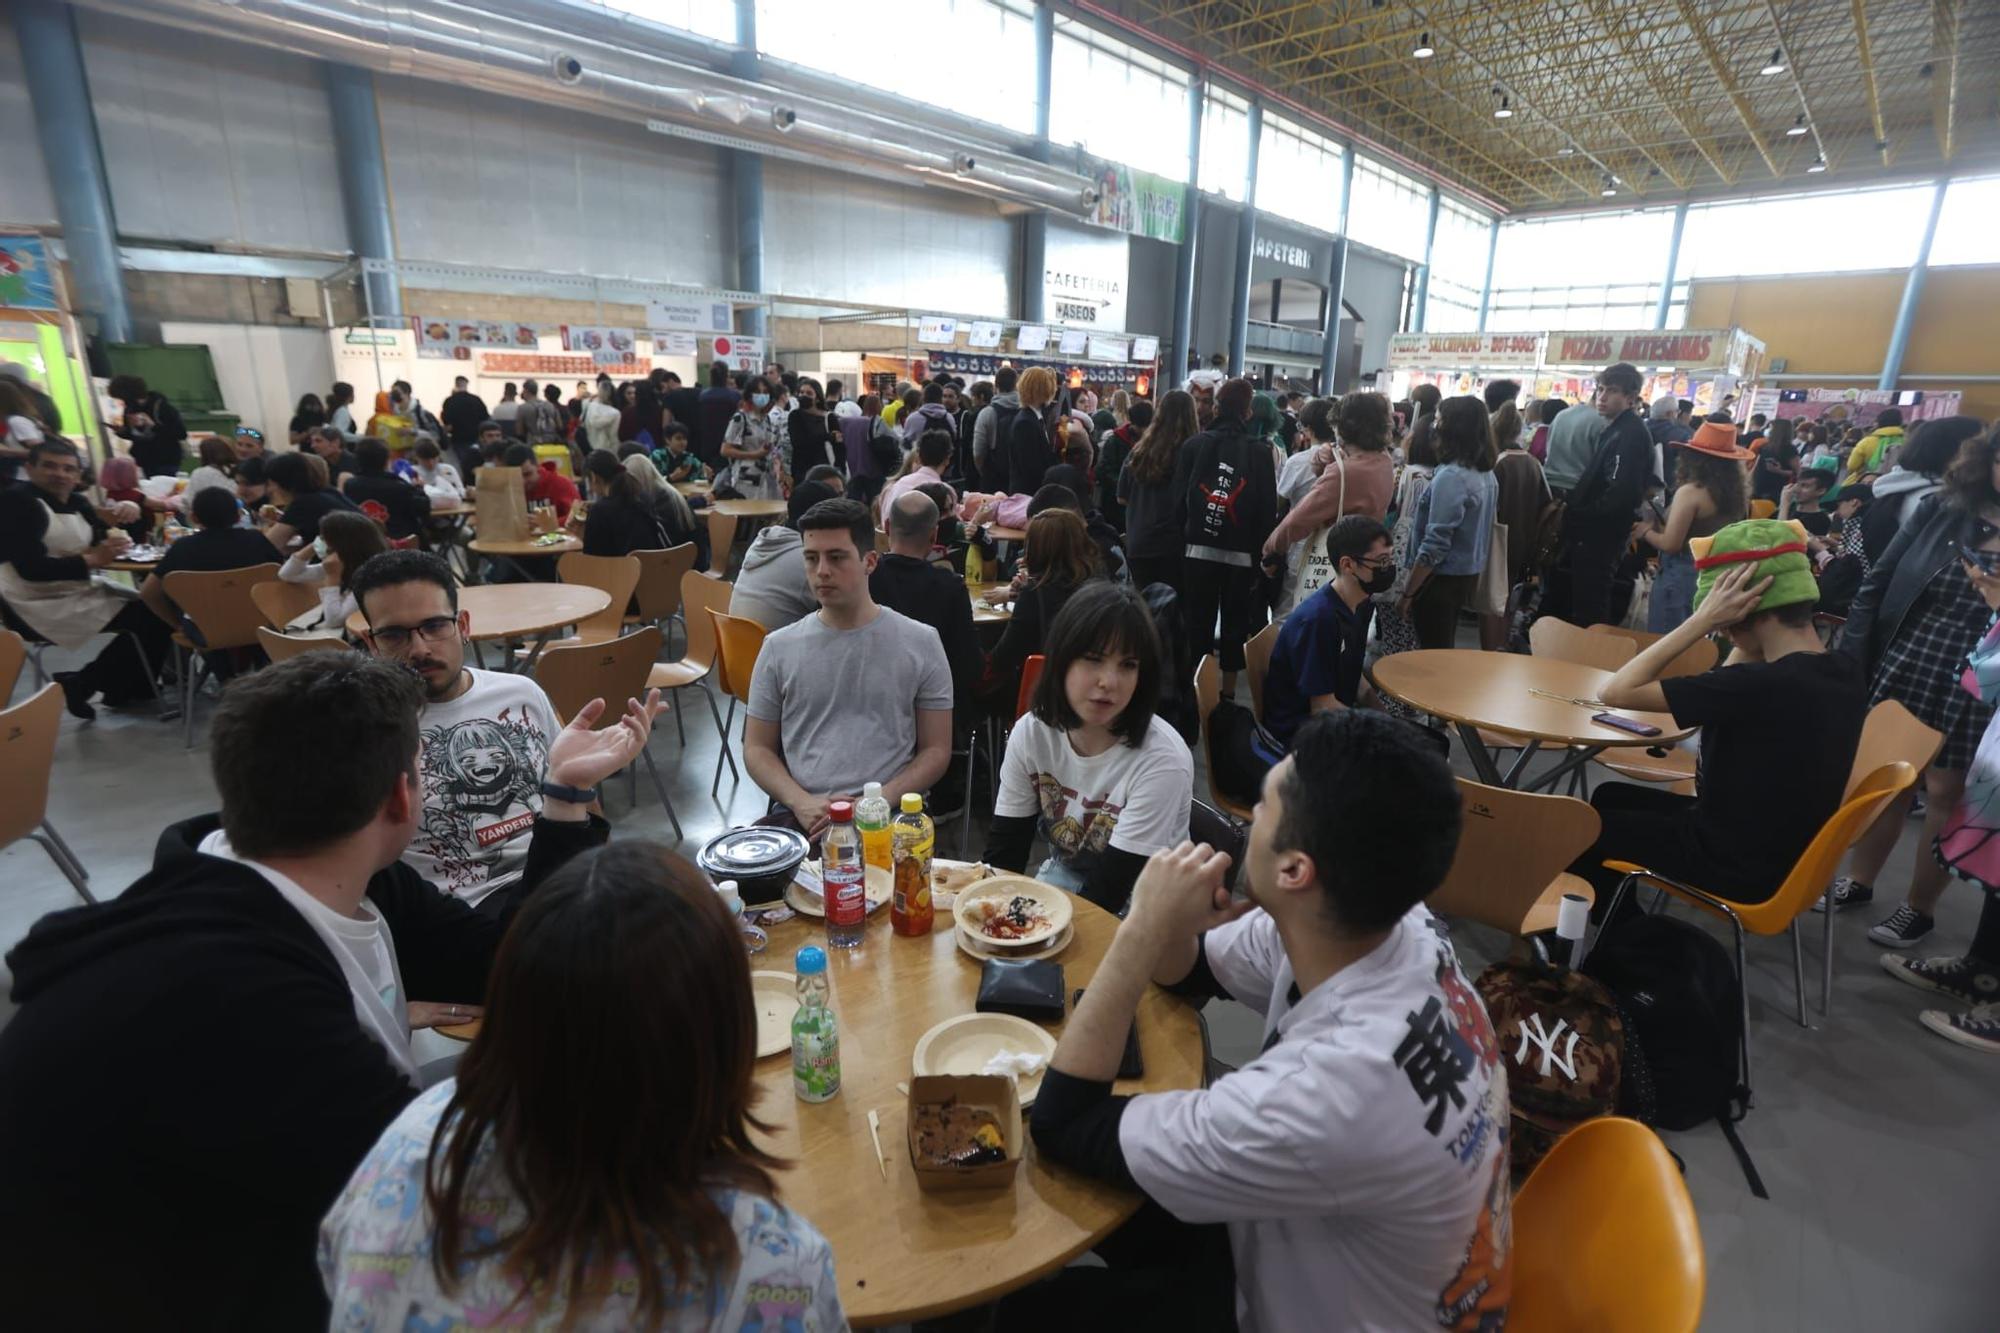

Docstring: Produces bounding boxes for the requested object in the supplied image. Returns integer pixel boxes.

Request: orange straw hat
[1682,419,1751,460]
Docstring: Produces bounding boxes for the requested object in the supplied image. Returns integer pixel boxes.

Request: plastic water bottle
[856,782,893,878]
[791,946,840,1102]
[822,800,867,949]
[891,792,935,937]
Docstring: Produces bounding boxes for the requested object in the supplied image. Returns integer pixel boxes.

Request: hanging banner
[1058,329,1090,357]
[0,236,59,311]
[1088,335,1131,363]
[967,320,1004,350]
[1386,332,1543,369]
[1545,328,1740,371]
[481,352,649,377]
[706,333,766,374]
[1080,153,1186,244]
[413,317,457,359]
[561,325,637,365]
[1130,335,1160,363]
[1016,325,1050,353]
[916,315,959,346]
[646,297,733,332]
[650,330,699,356]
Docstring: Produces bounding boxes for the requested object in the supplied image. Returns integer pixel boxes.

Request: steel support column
[324,63,402,321]
[1226,99,1263,377]
[1021,1,1055,325]
[1653,202,1689,330]
[13,0,132,341]
[1880,180,1948,391]
[730,0,766,337]
[1169,76,1205,379]
[1411,186,1440,333]
[1319,147,1356,389]
[1475,217,1500,330]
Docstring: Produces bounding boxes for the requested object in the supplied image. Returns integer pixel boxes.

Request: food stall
[1537,327,1766,418]
[1749,384,1964,430]
[0,232,108,462]
[823,310,1162,402]
[1385,332,1546,405]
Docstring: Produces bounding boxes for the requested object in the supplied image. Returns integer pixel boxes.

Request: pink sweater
[1264,446,1395,554]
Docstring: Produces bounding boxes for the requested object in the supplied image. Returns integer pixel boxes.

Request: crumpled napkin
[982,1050,1049,1081]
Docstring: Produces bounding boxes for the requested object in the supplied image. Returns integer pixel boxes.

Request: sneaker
[1811,876,1873,913]
[1918,1003,2000,1054]
[1879,953,2000,1004]
[1867,905,1935,947]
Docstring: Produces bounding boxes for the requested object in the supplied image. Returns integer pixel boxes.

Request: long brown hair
[318,510,389,593]
[1943,424,2000,513]
[1127,389,1197,484]
[426,844,781,1325]
[1677,449,1747,525]
[1024,508,1098,589]
[1490,402,1523,451]
[1435,396,1498,471]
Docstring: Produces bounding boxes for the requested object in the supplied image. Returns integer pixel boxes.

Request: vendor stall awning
[1387,332,1544,369]
[1544,327,1763,375]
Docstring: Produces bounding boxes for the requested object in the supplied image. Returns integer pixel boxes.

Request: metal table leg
[1453,721,1506,785]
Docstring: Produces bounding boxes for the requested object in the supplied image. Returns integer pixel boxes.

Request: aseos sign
[1548,329,1732,371]
[1386,333,1543,369]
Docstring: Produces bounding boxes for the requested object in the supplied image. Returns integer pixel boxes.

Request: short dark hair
[1482,380,1521,413]
[477,419,504,436]
[1278,710,1462,933]
[1899,415,1983,477]
[1127,399,1155,430]
[917,429,954,469]
[1795,467,1832,492]
[1749,413,1768,427]
[107,374,147,401]
[1876,407,1903,428]
[265,451,314,496]
[1599,362,1644,395]
[27,437,79,466]
[413,437,441,461]
[236,455,267,486]
[1328,513,1390,564]
[1336,391,1392,453]
[922,382,944,404]
[709,361,730,387]
[1537,397,1567,425]
[794,496,873,556]
[210,654,424,858]
[1027,483,1082,517]
[354,437,390,474]
[802,464,843,489]
[994,366,1018,393]
[502,443,536,468]
[1216,377,1255,420]
[1435,396,1498,470]
[1031,582,1162,747]
[662,422,690,442]
[351,548,459,622]
[190,485,241,529]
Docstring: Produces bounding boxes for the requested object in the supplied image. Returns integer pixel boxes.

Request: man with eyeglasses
[351,550,564,911]
[1253,515,1394,766]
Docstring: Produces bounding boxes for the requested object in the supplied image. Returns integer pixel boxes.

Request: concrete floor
[4,635,1996,1332]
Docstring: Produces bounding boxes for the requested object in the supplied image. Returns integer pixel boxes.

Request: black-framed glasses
[367,615,459,650]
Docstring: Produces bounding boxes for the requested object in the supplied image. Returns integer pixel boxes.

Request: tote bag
[1473,520,1510,617]
[1282,449,1348,615]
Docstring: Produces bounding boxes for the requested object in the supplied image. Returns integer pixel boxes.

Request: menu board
[967,320,1004,349]
[561,325,637,365]
[1087,335,1131,363]
[1130,335,1159,363]
[1015,324,1050,353]
[916,315,959,346]
[414,317,542,358]
[1058,329,1090,357]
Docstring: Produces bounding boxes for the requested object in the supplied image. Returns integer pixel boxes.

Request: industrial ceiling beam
[1334,78,1560,203]
[1669,0,1784,176]
[1933,0,1963,161]
[1208,0,1323,38]
[1850,0,1891,163]
[1573,0,1732,184]
[1262,22,1430,70]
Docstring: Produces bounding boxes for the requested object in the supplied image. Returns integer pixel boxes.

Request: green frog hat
[1689,517,1818,614]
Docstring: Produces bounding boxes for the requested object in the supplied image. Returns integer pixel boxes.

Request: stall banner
[1088,335,1131,363]
[1081,153,1186,244]
[1130,335,1160,363]
[1546,329,1744,371]
[1387,332,1543,369]
[967,320,1004,350]
[706,333,766,375]
[1016,325,1051,353]
[646,297,732,332]
[916,315,959,346]
[562,326,637,365]
[0,236,58,311]
[650,331,699,356]
[482,352,650,377]
[413,317,457,359]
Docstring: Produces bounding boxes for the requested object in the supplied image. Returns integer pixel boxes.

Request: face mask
[752,393,771,408]
[1359,561,1395,595]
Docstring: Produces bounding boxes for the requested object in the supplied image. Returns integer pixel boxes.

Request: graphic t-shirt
[994,713,1193,883]
[1120,906,1511,1333]
[402,668,559,905]
[320,1080,846,1331]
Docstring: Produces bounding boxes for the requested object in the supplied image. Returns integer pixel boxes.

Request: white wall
[762,162,1014,316]
[373,76,733,284]
[0,25,57,229]
[76,9,346,252]
[158,321,336,442]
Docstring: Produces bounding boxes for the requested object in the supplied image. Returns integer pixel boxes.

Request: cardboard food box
[906,1074,1022,1192]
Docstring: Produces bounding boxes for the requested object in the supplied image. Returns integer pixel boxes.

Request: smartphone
[1591,712,1662,737]
[1073,989,1143,1079]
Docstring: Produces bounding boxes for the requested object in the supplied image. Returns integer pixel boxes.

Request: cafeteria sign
[1387,332,1543,369]
[1547,329,1734,371]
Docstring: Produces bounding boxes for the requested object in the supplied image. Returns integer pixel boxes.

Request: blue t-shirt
[1263,586,1373,747]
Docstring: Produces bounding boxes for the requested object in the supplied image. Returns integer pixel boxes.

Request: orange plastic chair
[706,608,768,797]
[1600,761,1916,1089]
[1845,698,1942,800]
[1749,498,1778,520]
[1429,779,1599,936]
[1015,653,1046,720]
[0,684,93,903]
[1510,1117,1704,1333]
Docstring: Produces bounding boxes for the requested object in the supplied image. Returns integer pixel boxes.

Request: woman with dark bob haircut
[984,582,1195,912]
[320,843,845,1328]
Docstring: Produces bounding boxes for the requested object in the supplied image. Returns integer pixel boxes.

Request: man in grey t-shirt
[744,497,954,835]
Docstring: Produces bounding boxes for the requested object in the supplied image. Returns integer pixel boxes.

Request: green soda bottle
[791,945,840,1103]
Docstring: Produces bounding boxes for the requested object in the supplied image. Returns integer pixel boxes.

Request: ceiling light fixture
[1494,94,1513,119]
[1556,145,1576,157]
[1806,154,1827,173]
[1787,114,1809,137]
[1601,176,1617,197]
[1413,32,1435,58]
[1760,48,1786,76]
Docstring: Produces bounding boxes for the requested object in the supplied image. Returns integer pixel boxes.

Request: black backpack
[1138,581,1200,747]
[1584,913,1766,1195]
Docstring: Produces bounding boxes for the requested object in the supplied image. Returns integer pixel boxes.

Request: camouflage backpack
[1475,959,1626,1184]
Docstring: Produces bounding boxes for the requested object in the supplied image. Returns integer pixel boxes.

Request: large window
[1425,196,1493,331]
[1198,87,1253,201]
[1678,183,1938,278]
[1346,154,1432,261]
[1486,209,1683,330]
[1049,19,1191,181]
[1930,174,2000,267]
[594,0,735,43]
[1255,111,1344,229]
[756,0,1039,135]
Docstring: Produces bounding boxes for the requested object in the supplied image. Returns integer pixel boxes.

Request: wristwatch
[539,780,599,805]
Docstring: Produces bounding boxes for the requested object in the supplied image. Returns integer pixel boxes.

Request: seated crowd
[3,355,1998,1330]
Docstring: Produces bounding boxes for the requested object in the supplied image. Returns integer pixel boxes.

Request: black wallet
[976,958,1067,1024]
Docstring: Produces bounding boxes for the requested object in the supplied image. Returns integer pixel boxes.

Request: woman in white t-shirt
[277,509,387,630]
[986,581,1194,912]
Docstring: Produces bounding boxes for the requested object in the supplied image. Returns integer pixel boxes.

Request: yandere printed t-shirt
[401,668,558,905]
[994,713,1192,884]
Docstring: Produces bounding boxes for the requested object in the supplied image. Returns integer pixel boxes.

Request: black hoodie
[0,810,605,1329]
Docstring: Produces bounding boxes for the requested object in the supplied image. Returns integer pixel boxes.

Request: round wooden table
[968,581,1015,624]
[344,583,609,670]
[750,897,1204,1326]
[107,557,162,575]
[673,480,712,498]
[712,498,787,519]
[467,534,582,559]
[1370,649,1694,791]
[987,524,1027,544]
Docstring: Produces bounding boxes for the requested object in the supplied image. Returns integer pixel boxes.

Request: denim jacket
[1412,462,1497,575]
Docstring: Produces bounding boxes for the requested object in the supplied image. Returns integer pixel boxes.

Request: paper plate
[931,860,991,903]
[784,864,892,918]
[434,1018,481,1042]
[912,1012,1058,1106]
[953,876,1073,949]
[953,918,1073,964]
[750,971,798,1058]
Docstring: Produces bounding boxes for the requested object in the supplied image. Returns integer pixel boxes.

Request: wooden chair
[625,544,698,651]
[1585,623,1720,679]
[0,628,25,704]
[250,579,323,631]
[1530,616,1636,672]
[1845,698,1942,800]
[1599,762,1917,1090]
[0,684,93,903]
[556,552,641,646]
[706,608,769,797]
[1193,654,1255,821]
[1511,1117,1704,1333]
[647,571,737,772]
[255,626,352,663]
[707,510,740,577]
[1244,620,1279,721]
[164,563,281,748]
[1430,779,1599,935]
[535,626,681,841]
